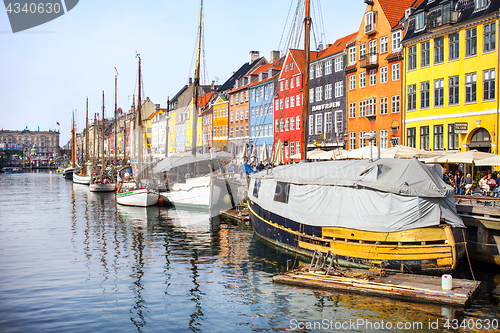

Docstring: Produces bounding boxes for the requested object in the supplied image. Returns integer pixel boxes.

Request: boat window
[273,182,290,204]
[252,179,261,198]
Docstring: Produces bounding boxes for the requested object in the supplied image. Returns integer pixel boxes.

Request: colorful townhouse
[275,49,318,162]
[249,54,283,161]
[402,0,499,154]
[309,33,357,151]
[346,0,421,150]
[199,91,215,151]
[226,52,268,156]
[212,93,229,152]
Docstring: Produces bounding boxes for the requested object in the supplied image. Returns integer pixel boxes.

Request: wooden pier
[273,265,480,307]
[220,206,250,223]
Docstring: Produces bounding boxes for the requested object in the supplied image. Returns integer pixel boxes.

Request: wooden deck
[220,206,250,223]
[273,265,480,307]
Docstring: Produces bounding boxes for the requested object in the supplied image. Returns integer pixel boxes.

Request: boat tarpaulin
[249,158,465,233]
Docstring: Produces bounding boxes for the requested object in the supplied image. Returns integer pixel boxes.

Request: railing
[364,22,376,35]
[359,53,379,69]
[426,4,458,31]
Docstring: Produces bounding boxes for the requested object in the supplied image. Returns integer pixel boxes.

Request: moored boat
[248,158,466,274]
[117,187,159,207]
[62,167,74,180]
[3,167,25,174]
[73,172,91,185]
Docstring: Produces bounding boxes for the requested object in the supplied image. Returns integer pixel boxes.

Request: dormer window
[475,0,489,10]
[415,12,425,31]
[259,72,263,81]
[364,11,377,34]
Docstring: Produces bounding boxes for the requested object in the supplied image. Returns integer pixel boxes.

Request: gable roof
[315,32,357,60]
[378,0,423,29]
[288,49,320,75]
[218,57,266,92]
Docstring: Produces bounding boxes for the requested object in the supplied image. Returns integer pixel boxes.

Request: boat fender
[116,183,121,192]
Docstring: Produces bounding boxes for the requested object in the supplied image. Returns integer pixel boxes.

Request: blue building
[249,57,283,163]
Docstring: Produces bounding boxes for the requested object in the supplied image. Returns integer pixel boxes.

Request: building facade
[0,127,60,158]
[212,94,229,152]
[403,0,499,154]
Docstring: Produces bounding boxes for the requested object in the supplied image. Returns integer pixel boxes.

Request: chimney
[156,104,160,111]
[249,51,259,64]
[211,80,215,89]
[189,77,192,85]
[270,50,280,63]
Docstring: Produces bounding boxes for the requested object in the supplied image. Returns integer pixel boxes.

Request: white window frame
[334,82,343,98]
[392,30,402,52]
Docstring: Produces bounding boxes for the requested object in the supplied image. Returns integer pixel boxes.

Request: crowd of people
[443,168,499,196]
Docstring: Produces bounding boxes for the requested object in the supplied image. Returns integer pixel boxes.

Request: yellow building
[184,101,203,151]
[167,109,176,155]
[403,0,499,154]
[212,94,229,151]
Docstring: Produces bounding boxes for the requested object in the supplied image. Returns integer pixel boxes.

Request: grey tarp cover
[249,158,465,233]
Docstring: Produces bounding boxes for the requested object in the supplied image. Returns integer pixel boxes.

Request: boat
[116,54,158,206]
[62,166,74,180]
[73,98,91,185]
[248,1,465,274]
[89,91,116,192]
[3,167,25,174]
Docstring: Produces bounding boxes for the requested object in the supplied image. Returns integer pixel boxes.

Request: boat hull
[62,167,74,180]
[89,183,116,192]
[117,188,159,207]
[73,173,91,185]
[166,177,210,209]
[249,201,465,274]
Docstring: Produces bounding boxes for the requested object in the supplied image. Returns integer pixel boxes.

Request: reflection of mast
[71,110,75,168]
[130,230,147,330]
[188,249,204,330]
[301,0,311,161]
[191,0,203,156]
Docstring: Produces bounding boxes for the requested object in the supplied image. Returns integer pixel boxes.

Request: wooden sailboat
[247,0,465,274]
[116,55,159,207]
[73,98,91,185]
[90,91,116,192]
[63,110,75,180]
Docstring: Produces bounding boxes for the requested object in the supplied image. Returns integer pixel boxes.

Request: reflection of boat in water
[249,159,466,274]
[2,167,25,174]
[116,204,157,226]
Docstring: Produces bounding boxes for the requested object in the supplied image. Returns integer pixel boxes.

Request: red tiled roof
[379,0,423,29]
[289,49,320,74]
[197,91,214,107]
[317,32,357,59]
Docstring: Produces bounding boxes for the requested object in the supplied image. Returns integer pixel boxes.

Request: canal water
[0,171,499,332]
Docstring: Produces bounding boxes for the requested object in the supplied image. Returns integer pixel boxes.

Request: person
[453,170,464,195]
[486,173,496,193]
[479,175,489,193]
[256,161,264,172]
[442,167,449,184]
[464,173,473,195]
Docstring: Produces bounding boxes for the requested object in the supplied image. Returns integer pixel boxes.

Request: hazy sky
[1,0,366,144]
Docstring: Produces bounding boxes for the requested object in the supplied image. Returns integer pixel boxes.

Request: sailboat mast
[71,110,75,168]
[191,0,203,156]
[137,54,143,167]
[85,98,88,174]
[93,113,96,168]
[302,0,311,162]
[114,74,117,165]
[101,91,105,176]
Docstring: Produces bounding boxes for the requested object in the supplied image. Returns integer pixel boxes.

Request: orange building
[199,91,215,151]
[346,0,423,150]
[212,94,229,152]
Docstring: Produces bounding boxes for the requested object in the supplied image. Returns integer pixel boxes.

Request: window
[449,32,460,60]
[316,63,323,77]
[465,72,477,103]
[475,0,489,10]
[420,81,430,109]
[285,145,289,159]
[309,115,314,135]
[349,74,356,90]
[359,131,366,148]
[325,59,333,74]
[415,12,425,31]
[285,97,289,108]
[407,127,416,148]
[380,97,388,115]
[315,113,322,134]
[420,126,429,150]
[290,79,294,89]
[230,95,233,105]
[285,118,289,131]
[280,81,283,91]
[369,39,377,57]
[310,66,314,80]
[296,94,300,106]
[359,100,366,117]
[434,125,443,150]
[230,110,234,122]
[290,141,295,156]
[359,44,366,60]
[369,70,376,86]
[290,116,295,130]
[265,104,268,115]
[230,127,233,138]
[465,27,477,56]
[449,76,460,105]
[296,141,300,155]
[348,47,356,65]
[349,132,356,150]
[392,30,401,51]
[325,84,333,99]
[483,69,495,100]
[484,22,496,52]
[391,95,400,113]
[309,88,314,103]
[408,84,417,110]
[366,98,377,116]
[240,109,244,121]
[315,86,323,101]
[275,100,280,111]
[448,124,459,150]
[260,106,263,117]
[296,76,300,87]
[269,123,273,135]
[273,182,290,204]
[434,37,444,64]
[235,126,239,138]
[408,45,417,71]
[380,36,388,54]
[252,179,261,198]
[380,67,388,83]
[434,79,444,107]
[334,82,343,97]
[334,58,342,72]
[245,108,249,119]
[290,96,295,107]
[392,63,400,81]
[296,115,300,129]
[380,130,388,149]
[349,102,356,118]
[421,41,430,67]
[325,112,332,133]
[365,11,375,33]
[251,89,255,101]
[335,111,343,134]
[275,119,279,132]
[285,80,288,90]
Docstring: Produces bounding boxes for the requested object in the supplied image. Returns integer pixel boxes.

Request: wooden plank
[322,226,448,243]
[459,215,500,230]
[456,204,500,218]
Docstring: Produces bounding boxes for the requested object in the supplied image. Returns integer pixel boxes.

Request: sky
[1,0,367,144]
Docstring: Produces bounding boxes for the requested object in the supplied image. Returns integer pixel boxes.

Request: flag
[114,67,119,76]
[56,122,60,126]
[117,108,123,114]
